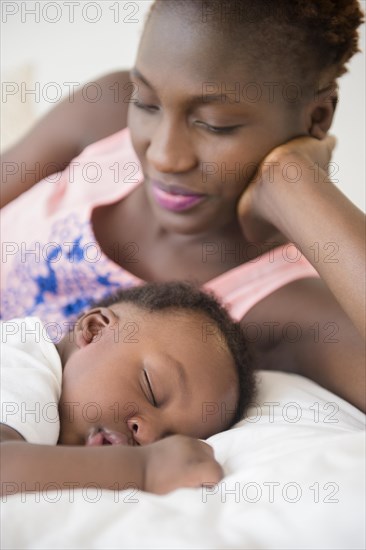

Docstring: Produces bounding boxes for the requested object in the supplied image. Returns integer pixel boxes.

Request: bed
[2,370,365,549]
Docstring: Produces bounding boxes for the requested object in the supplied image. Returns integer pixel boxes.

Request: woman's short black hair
[92,281,256,428]
[146,0,364,98]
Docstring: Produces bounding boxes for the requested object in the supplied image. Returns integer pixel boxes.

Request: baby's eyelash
[144,369,157,407]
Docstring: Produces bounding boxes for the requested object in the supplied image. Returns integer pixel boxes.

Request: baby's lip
[86,427,131,446]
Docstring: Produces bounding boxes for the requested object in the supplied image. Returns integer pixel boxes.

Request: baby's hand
[0,433,222,497]
[140,435,223,494]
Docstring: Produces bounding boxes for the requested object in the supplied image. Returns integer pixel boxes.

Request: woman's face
[128,7,310,235]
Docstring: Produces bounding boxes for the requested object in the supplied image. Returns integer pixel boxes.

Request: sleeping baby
[0,282,255,496]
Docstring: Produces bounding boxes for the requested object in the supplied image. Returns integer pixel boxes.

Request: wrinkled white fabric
[2,370,365,550]
[0,317,62,444]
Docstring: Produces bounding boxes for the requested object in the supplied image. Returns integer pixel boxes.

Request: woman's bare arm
[243,277,365,412]
[261,146,365,340]
[1,70,132,208]
[239,136,366,412]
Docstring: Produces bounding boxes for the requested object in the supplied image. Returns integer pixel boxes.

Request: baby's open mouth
[86,428,130,446]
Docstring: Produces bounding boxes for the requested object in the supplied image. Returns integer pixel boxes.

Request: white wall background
[1,0,365,211]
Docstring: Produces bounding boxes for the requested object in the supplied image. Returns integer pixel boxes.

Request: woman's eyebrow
[130,67,236,106]
[130,67,154,89]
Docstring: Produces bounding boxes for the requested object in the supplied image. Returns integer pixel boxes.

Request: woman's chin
[148,198,229,237]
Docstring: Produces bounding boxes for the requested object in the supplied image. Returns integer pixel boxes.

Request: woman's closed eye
[133,100,240,134]
[143,369,157,407]
[134,99,160,113]
[195,121,241,134]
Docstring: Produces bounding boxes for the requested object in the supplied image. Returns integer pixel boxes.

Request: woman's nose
[127,416,167,446]
[146,119,197,174]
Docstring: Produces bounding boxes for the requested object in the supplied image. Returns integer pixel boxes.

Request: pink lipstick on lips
[150,179,206,212]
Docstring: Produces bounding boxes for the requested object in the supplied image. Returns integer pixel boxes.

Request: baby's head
[56,282,255,446]
[128,0,363,235]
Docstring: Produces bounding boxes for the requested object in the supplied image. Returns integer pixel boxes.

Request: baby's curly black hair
[146,0,364,97]
[92,281,256,429]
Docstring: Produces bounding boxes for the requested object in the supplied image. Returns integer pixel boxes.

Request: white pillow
[2,371,365,550]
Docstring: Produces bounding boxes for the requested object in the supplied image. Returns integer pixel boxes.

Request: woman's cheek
[200,153,252,199]
[128,108,149,147]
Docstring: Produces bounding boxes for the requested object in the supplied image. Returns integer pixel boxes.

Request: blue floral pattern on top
[1,213,137,340]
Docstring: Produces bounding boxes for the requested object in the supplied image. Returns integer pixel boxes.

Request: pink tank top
[0,128,320,337]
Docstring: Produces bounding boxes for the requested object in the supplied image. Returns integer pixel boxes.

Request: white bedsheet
[2,371,365,550]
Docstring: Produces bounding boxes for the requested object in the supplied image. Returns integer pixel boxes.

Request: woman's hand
[237,135,337,243]
[237,132,365,341]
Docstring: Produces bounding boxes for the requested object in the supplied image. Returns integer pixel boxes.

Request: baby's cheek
[58,399,87,445]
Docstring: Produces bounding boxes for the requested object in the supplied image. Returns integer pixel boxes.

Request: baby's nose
[127,417,164,445]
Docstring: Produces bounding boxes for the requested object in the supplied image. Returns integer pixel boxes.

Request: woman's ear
[305,82,338,139]
[74,307,119,348]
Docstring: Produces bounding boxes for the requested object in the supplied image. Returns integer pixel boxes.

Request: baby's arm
[0,70,132,208]
[0,424,222,497]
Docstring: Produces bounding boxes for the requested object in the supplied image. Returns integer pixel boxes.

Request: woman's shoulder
[76,70,132,153]
[0,70,132,209]
[205,243,320,320]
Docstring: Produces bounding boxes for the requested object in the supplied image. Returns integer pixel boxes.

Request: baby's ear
[306,82,338,139]
[74,307,118,348]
